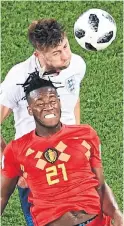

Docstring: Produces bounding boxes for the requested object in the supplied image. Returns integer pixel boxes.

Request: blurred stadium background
[1,1,123,225]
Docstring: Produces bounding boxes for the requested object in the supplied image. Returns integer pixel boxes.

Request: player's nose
[61,50,70,61]
[44,103,54,110]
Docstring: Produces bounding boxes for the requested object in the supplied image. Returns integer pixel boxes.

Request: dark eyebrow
[52,50,61,54]
[35,98,44,102]
[52,42,67,54]
[49,93,56,96]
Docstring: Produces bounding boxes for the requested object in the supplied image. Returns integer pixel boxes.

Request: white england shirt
[0,53,86,139]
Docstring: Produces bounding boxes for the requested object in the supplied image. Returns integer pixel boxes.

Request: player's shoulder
[69,53,86,79]
[4,55,35,84]
[11,130,34,149]
[3,131,34,160]
[7,55,33,73]
[64,124,98,139]
[71,53,86,67]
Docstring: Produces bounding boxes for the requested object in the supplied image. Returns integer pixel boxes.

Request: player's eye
[53,52,59,56]
[64,44,67,49]
[36,102,44,107]
[50,99,56,104]
[51,100,56,103]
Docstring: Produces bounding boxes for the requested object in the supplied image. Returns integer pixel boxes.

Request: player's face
[28,87,61,128]
[36,36,72,71]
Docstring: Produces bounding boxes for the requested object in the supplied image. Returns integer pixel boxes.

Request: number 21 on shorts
[46,163,68,185]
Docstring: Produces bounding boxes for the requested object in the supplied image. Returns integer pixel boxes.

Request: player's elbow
[0,136,7,152]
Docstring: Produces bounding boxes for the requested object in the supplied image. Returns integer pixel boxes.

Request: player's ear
[58,96,61,108]
[34,49,46,67]
[34,49,44,60]
[34,49,40,58]
[27,106,33,116]
[59,99,61,109]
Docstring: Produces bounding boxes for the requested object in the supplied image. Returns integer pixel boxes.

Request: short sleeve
[74,56,86,97]
[89,130,102,168]
[1,142,22,178]
[0,84,18,109]
[0,65,24,109]
[78,56,86,83]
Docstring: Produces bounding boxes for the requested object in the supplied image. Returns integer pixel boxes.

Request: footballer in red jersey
[1,75,123,226]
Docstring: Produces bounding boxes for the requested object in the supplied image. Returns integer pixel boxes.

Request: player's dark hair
[17,69,62,100]
[28,18,65,50]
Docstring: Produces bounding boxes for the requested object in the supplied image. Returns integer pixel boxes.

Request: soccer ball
[74,8,117,51]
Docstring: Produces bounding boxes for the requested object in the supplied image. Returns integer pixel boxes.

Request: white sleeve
[78,56,86,83]
[0,67,22,109]
[73,56,86,98]
[0,83,19,109]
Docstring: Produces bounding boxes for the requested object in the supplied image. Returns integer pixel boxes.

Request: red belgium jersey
[2,124,102,226]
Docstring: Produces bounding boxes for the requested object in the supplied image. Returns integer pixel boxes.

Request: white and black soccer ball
[74,8,117,51]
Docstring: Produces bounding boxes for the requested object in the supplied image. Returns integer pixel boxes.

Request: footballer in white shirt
[0,18,86,226]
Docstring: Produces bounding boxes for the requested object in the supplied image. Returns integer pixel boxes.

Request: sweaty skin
[46,211,96,226]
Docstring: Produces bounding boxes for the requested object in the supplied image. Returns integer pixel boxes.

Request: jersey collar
[32,124,66,141]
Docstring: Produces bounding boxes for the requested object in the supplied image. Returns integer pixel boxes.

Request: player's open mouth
[44,114,56,119]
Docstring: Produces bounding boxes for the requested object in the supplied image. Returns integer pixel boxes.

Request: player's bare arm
[0,137,7,152]
[0,104,12,152]
[1,175,19,215]
[0,104,12,123]
[74,98,80,125]
[92,167,123,226]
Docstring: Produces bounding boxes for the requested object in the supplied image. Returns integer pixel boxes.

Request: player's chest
[45,72,81,96]
[18,139,91,180]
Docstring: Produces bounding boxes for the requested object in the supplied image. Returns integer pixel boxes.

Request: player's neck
[37,57,60,73]
[35,122,62,137]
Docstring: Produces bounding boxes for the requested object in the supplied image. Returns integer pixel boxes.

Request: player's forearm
[74,98,80,125]
[0,197,9,215]
[1,176,19,215]
[98,182,121,218]
[0,136,7,152]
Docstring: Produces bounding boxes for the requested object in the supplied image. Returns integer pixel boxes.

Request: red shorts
[87,213,112,226]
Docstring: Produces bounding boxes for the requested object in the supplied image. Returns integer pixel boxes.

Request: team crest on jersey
[44,148,58,163]
[65,75,76,94]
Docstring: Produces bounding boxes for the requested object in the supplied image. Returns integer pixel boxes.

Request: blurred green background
[1,1,123,225]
